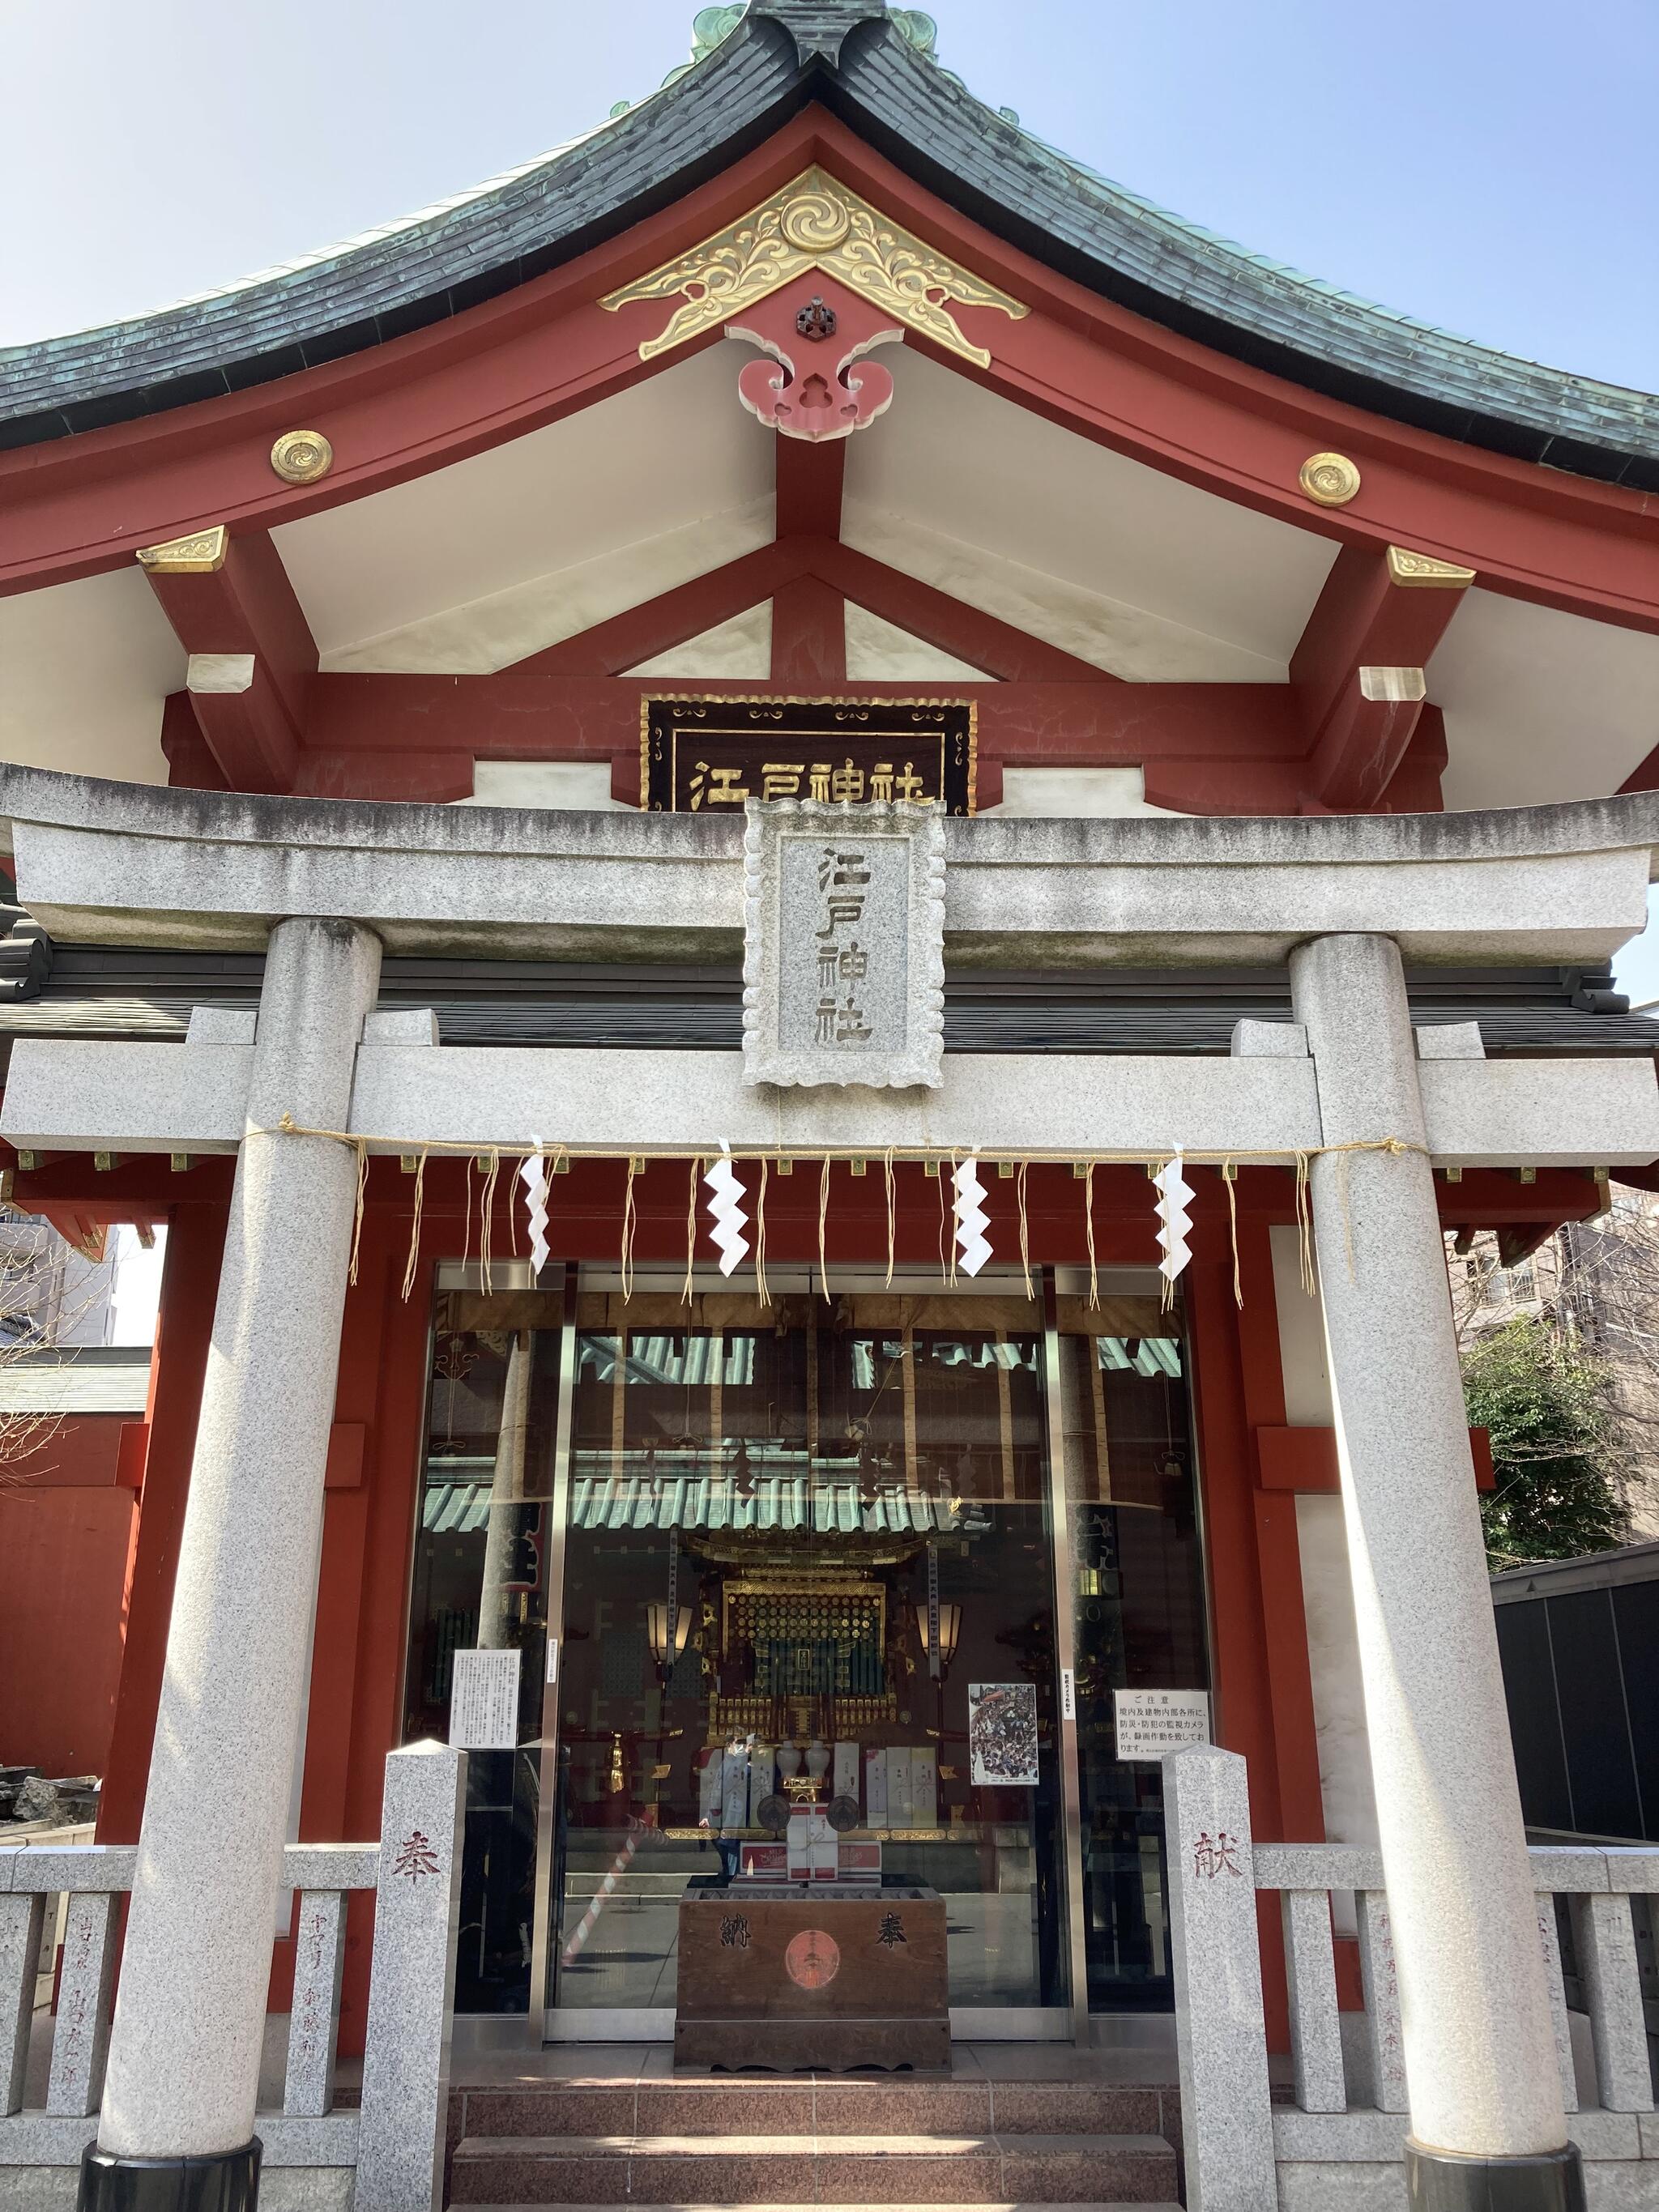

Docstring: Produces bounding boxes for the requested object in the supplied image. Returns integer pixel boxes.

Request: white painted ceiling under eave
[0,567,181,783]
[1431,588,1659,808]
[843,347,1339,680]
[283,332,1337,681]
[275,344,776,663]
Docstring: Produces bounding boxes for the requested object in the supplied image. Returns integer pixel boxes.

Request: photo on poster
[968,1681,1039,1786]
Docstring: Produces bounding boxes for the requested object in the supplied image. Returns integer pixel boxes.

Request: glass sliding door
[1052,1273,1209,2014]
[544,1272,1069,2035]
[402,1265,564,2017]
[399,1256,1211,2041]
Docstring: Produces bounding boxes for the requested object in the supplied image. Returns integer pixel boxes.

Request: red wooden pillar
[1183,1247,1290,2050]
[314,1192,441,2055]
[1233,1217,1327,1845]
[97,1196,230,1844]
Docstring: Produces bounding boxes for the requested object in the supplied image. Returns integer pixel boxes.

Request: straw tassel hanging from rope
[621,1158,639,1302]
[400,1149,428,1302]
[249,1118,1440,1317]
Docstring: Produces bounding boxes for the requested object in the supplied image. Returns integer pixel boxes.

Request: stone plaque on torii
[741,799,945,1089]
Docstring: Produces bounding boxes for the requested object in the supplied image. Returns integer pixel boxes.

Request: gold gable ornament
[1386,545,1477,589]
[601,164,1027,369]
[135,525,228,576]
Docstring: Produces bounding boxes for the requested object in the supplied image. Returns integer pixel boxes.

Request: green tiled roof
[2,2,1653,488]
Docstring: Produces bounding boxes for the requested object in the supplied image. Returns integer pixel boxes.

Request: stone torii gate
[5,768,1657,2212]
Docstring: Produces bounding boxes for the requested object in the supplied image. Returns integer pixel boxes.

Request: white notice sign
[1113,1689,1210,1762]
[449,1647,522,1750]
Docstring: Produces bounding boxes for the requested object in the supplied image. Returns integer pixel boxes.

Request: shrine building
[2,7,1658,2211]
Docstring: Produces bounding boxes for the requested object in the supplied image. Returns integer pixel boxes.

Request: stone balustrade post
[1290,932,1582,2211]
[355,1742,467,2212]
[83,917,382,2212]
[1162,1745,1276,2212]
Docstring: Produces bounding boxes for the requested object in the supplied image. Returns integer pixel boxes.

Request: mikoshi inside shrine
[3,6,1659,2212]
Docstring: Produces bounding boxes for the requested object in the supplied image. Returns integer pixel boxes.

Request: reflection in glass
[1056,1294,1209,2011]
[551,1286,1067,2014]
[403,1284,564,2014]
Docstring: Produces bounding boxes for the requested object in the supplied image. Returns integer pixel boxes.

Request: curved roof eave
[2,6,1655,492]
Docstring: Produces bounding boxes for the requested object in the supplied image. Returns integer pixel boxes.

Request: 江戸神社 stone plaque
[742,799,945,1089]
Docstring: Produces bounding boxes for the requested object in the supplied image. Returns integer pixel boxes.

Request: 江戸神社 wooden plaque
[742,799,945,1089]
[642,695,975,813]
[674,1884,949,2071]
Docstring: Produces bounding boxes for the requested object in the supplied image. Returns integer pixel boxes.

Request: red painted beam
[1256,1425,1495,1493]
[158,690,229,792]
[97,1198,229,1844]
[812,539,1111,684]
[772,571,847,684]
[770,445,851,679]
[531,542,804,676]
[144,530,316,792]
[300,668,1304,782]
[1291,547,1468,812]
[1433,1168,1603,1225]
[1375,704,1448,814]
[774,437,846,542]
[531,531,1107,688]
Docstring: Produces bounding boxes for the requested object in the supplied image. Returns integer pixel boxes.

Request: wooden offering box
[674,1884,949,2071]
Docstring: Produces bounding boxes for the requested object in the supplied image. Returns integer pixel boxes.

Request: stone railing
[0,1741,463,2212]
[1163,1745,1659,2212]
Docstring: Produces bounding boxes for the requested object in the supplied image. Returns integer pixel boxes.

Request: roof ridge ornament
[747,2,902,66]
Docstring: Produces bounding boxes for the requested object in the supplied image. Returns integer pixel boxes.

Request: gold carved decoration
[1299,451,1362,506]
[270,428,334,484]
[134,525,228,576]
[1386,544,1476,589]
[601,164,1028,368]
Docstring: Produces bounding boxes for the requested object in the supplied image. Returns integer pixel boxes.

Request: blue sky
[8,1,1657,381]
[6,0,1656,982]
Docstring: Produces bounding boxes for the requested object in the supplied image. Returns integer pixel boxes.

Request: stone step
[457,2080,1178,2141]
[452,2204,1183,2212]
[448,2132,1179,2206]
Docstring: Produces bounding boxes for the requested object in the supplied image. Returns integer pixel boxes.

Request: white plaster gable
[992,767,1183,818]
[842,503,1298,682]
[1434,586,1659,808]
[624,603,771,680]
[277,344,774,659]
[0,567,178,784]
[312,500,772,674]
[845,347,1337,679]
[461,762,627,810]
[843,604,990,681]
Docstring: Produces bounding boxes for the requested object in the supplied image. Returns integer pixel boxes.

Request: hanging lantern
[647,1602,693,1668]
[914,1600,962,1671]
